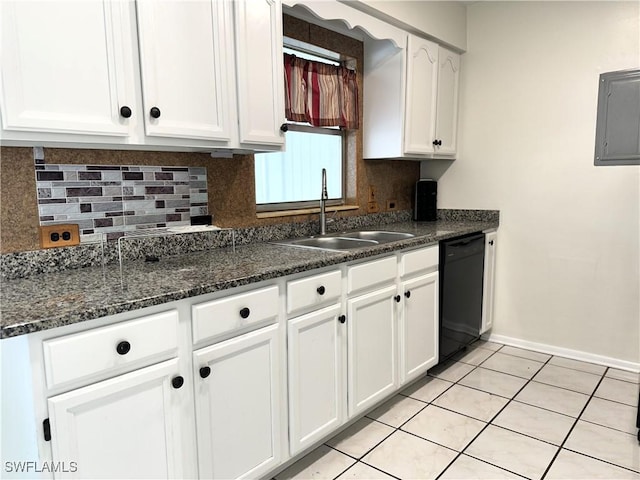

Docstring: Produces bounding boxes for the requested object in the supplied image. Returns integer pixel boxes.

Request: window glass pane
[255,131,342,204]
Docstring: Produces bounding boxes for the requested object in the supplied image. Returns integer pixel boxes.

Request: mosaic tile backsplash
[35,164,208,242]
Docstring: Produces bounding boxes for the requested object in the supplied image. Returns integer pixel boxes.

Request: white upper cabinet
[434,46,460,156]
[135,0,233,142]
[1,0,285,152]
[404,37,439,155]
[0,0,137,138]
[364,34,461,160]
[234,0,286,149]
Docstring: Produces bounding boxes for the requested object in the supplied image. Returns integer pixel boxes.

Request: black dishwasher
[439,233,485,363]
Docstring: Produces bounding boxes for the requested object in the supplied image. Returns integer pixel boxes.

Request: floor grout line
[286,343,639,480]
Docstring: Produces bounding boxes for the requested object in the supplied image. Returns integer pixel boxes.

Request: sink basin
[272,230,416,252]
[290,236,377,250]
[340,231,415,242]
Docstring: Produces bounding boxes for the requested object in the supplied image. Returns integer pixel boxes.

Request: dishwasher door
[439,233,485,363]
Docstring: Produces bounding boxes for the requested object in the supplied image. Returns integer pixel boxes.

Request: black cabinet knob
[394,295,401,303]
[280,124,289,132]
[405,290,411,298]
[171,376,184,389]
[489,240,494,246]
[120,106,132,118]
[338,315,346,324]
[239,307,250,319]
[150,107,161,118]
[317,286,326,295]
[199,366,211,379]
[116,341,131,355]
[432,139,439,146]
[432,139,442,146]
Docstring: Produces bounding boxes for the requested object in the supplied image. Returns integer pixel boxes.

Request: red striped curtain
[284,53,359,130]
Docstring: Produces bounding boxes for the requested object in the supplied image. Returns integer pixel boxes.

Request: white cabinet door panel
[1,0,136,136]
[194,324,281,480]
[136,0,233,141]
[288,304,344,455]
[347,285,398,417]
[48,359,187,479]
[403,36,438,155]
[234,0,285,148]
[434,47,460,156]
[481,231,497,334]
[400,272,439,385]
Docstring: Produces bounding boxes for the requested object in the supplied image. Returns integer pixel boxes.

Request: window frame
[255,123,347,212]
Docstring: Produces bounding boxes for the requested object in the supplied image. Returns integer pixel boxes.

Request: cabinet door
[400,272,439,385]
[288,304,344,455]
[403,35,438,155]
[434,47,460,156]
[194,324,282,480]
[481,231,497,334]
[0,0,136,136]
[234,0,286,149]
[136,0,233,142]
[347,285,398,417]
[48,359,190,479]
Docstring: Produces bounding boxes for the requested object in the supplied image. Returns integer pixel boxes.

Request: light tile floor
[276,340,640,480]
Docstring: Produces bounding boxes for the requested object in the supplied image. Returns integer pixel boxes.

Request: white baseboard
[483,333,640,373]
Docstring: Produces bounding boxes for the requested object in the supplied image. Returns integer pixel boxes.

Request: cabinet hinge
[43,418,51,442]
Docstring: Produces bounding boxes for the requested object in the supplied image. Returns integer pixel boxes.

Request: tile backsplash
[35,163,208,242]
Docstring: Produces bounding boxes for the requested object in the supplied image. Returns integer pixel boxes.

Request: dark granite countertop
[0,219,497,338]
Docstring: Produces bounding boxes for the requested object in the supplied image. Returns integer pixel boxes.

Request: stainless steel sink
[272,231,415,252]
[290,236,377,250]
[339,231,415,242]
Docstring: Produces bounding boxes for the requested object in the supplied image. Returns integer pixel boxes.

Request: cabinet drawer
[192,285,279,344]
[347,256,397,295]
[400,245,439,277]
[287,270,341,315]
[43,310,179,390]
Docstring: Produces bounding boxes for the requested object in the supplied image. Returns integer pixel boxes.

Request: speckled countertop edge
[0,218,498,338]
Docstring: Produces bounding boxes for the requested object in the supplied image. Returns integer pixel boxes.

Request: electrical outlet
[368,185,377,202]
[367,201,380,213]
[386,199,397,211]
[39,224,80,249]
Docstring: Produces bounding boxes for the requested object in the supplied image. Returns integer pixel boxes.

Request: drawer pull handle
[239,307,250,319]
[199,366,211,379]
[172,376,184,389]
[405,290,411,298]
[317,286,326,295]
[338,315,346,324]
[394,295,401,303]
[116,341,131,355]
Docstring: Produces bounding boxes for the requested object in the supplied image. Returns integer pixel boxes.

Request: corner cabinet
[0,0,285,152]
[364,34,460,160]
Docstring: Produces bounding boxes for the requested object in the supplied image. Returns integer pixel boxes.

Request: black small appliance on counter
[414,179,437,221]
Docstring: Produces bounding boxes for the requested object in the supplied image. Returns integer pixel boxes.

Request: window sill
[256,204,359,219]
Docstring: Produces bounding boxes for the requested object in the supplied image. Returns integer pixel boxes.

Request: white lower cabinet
[347,284,398,417]
[48,358,190,479]
[481,231,498,334]
[193,323,282,480]
[287,303,344,455]
[399,271,439,385]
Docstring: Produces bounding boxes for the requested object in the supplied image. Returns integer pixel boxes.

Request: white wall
[438,2,640,364]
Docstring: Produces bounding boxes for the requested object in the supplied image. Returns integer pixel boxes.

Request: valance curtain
[284,53,359,130]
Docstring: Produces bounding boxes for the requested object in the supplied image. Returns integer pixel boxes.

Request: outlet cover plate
[39,224,80,249]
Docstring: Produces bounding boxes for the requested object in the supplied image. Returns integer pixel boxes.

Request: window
[255,44,351,212]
